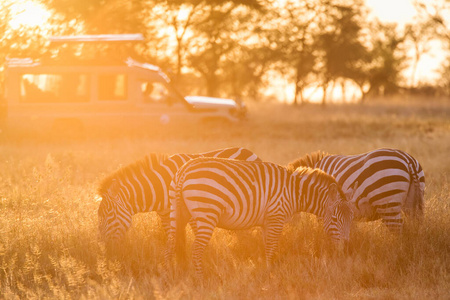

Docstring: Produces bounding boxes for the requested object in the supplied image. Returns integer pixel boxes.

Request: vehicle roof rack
[5,57,40,67]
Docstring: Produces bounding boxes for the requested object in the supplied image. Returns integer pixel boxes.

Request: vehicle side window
[98,74,127,101]
[141,81,169,103]
[20,74,89,103]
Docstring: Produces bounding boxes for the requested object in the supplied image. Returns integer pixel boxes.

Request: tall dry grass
[0,100,449,299]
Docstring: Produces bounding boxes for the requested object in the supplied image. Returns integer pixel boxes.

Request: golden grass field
[1,99,449,299]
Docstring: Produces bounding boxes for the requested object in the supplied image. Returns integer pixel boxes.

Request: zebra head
[294,167,355,243]
[97,178,132,244]
[322,183,354,244]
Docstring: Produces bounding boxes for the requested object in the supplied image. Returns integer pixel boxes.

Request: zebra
[287,148,425,232]
[165,157,354,278]
[97,147,260,244]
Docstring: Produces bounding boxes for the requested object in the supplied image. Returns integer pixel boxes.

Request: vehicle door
[138,78,192,124]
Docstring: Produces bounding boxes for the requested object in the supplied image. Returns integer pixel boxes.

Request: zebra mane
[98,153,169,195]
[286,151,330,172]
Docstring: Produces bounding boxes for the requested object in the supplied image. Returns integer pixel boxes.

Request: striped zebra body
[97,147,260,243]
[165,158,354,277]
[287,148,425,232]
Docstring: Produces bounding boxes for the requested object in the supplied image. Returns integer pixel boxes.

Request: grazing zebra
[165,157,354,278]
[287,148,425,232]
[97,147,260,243]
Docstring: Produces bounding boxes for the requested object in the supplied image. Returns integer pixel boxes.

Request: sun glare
[365,0,416,25]
[8,0,51,29]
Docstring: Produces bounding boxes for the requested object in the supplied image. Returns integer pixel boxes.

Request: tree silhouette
[415,0,450,96]
[405,20,435,87]
[43,0,146,34]
[187,2,263,96]
[3,0,443,102]
[367,23,407,96]
[315,0,369,105]
[272,0,318,105]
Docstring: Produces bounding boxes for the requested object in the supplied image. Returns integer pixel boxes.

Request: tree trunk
[321,82,328,106]
[359,85,366,104]
[176,39,182,82]
[298,85,305,105]
[293,81,299,106]
[341,80,346,103]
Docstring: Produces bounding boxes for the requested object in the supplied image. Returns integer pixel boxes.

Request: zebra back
[98,153,169,212]
[168,157,292,230]
[200,147,261,161]
[288,148,425,231]
[99,147,261,214]
[160,147,261,178]
[98,148,260,243]
[168,159,353,242]
[165,158,354,277]
[97,153,169,242]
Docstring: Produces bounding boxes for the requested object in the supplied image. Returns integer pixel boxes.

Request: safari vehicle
[1,34,246,132]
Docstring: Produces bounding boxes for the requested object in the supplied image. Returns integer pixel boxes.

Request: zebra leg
[160,210,175,273]
[381,216,403,234]
[161,210,190,276]
[378,204,403,234]
[162,229,176,281]
[262,216,285,267]
[159,211,171,236]
[190,218,217,279]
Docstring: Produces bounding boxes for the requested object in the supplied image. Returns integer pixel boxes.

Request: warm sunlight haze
[271,0,444,103]
[8,0,51,29]
[0,1,449,298]
[366,0,417,24]
[366,0,443,84]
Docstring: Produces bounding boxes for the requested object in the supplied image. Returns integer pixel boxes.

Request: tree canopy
[1,0,449,102]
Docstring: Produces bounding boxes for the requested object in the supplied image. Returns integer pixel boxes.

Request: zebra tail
[404,164,424,221]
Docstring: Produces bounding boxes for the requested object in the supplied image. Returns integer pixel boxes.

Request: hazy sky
[367,0,445,86]
[366,0,417,25]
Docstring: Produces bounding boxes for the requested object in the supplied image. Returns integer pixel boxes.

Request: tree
[438,54,450,96]
[404,19,435,87]
[270,0,318,105]
[0,1,58,90]
[187,2,263,96]
[415,0,450,97]
[43,0,263,97]
[315,0,369,105]
[43,0,146,34]
[415,0,450,44]
[366,23,407,96]
[221,41,278,101]
[156,0,261,83]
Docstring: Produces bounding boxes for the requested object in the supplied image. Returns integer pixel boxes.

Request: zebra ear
[328,183,339,204]
[345,181,358,201]
[329,182,337,193]
[108,179,120,196]
[349,201,358,215]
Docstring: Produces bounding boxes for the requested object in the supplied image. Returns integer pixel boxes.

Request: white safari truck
[1,34,246,132]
